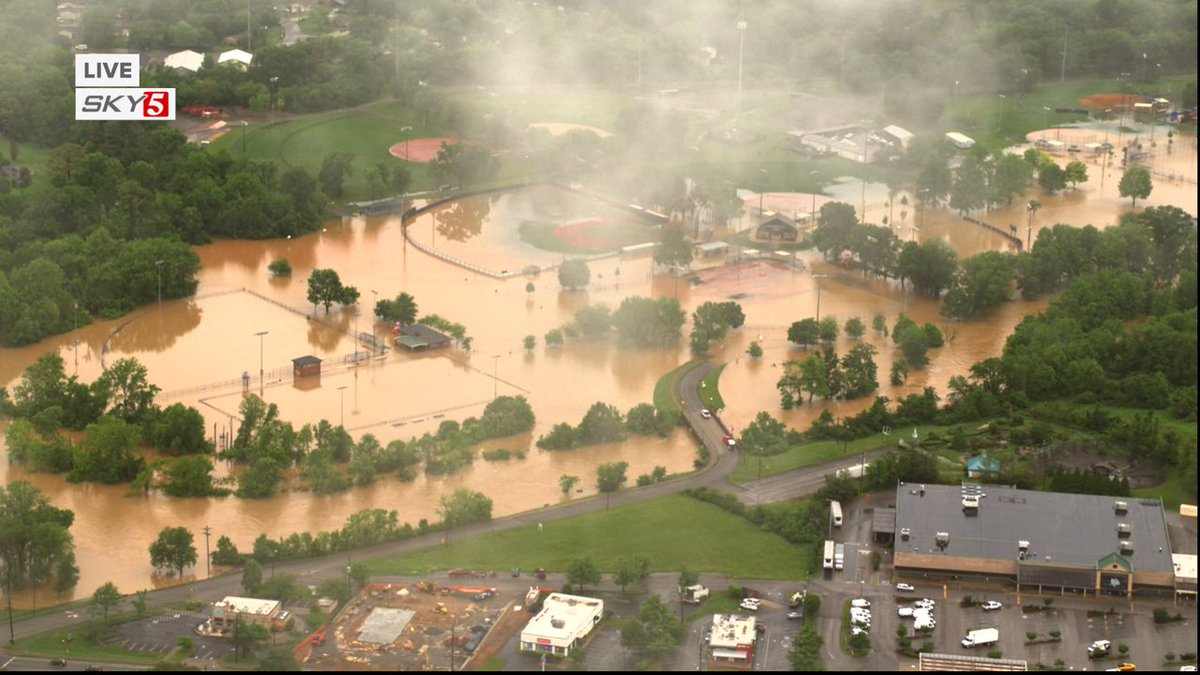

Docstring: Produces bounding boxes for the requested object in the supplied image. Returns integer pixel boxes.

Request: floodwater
[0,135,1193,603]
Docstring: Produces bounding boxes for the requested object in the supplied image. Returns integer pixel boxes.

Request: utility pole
[202,525,212,578]
[255,330,268,395]
[155,259,164,304]
[812,273,828,322]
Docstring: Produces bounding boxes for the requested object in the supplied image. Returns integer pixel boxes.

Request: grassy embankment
[362,493,814,580]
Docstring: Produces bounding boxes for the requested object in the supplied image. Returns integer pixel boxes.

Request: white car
[914,599,936,609]
[850,598,871,608]
[739,599,761,611]
[895,583,915,592]
[700,409,712,419]
[897,606,914,617]
[981,600,1002,611]
[850,625,869,636]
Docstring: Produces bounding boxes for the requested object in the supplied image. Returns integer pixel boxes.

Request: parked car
[851,598,871,608]
[914,599,936,609]
[897,606,914,617]
[49,659,67,667]
[739,598,761,611]
[786,611,803,621]
[700,409,712,419]
[895,583,915,592]
[981,600,1002,611]
[850,625,869,636]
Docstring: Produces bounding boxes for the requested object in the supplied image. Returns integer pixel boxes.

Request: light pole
[1025,200,1040,250]
[73,302,79,374]
[254,330,268,394]
[241,120,248,156]
[809,170,819,228]
[758,168,768,218]
[370,290,378,352]
[155,259,164,304]
[812,273,828,322]
[400,125,413,160]
[269,76,279,125]
[338,385,347,427]
[1042,106,1051,138]
[995,94,1006,132]
[491,354,500,400]
[736,19,747,113]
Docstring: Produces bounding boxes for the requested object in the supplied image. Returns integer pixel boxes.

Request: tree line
[537,401,679,451]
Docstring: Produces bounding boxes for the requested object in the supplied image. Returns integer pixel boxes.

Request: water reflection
[434,195,492,242]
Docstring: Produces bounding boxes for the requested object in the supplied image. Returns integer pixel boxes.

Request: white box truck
[682,584,709,603]
[823,540,835,570]
[834,543,845,570]
[961,627,999,648]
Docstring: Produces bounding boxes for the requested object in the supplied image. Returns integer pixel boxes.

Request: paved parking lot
[105,609,234,662]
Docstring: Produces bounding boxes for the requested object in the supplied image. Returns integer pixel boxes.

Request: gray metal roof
[894,483,1173,572]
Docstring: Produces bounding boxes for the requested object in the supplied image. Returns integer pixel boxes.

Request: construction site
[295,578,541,671]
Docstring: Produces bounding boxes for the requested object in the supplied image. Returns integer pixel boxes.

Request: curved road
[5,360,861,643]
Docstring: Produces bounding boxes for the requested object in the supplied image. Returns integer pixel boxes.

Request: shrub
[1027,631,1037,641]
[1166,652,1176,662]
[961,595,975,607]
[987,650,1003,659]
[1118,644,1129,656]
[1153,607,1171,623]
[1049,630,1060,639]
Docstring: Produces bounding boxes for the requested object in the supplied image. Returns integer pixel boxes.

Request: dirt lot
[300,580,515,670]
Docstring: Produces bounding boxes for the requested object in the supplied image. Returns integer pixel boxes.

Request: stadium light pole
[155,259,164,304]
[269,77,279,125]
[338,385,347,427]
[400,126,413,161]
[255,330,268,394]
[736,19,747,114]
[370,290,378,352]
[812,273,828,322]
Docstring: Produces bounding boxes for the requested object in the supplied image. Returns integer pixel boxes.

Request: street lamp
[491,354,500,400]
[155,259,164,304]
[241,120,249,156]
[338,385,347,427]
[254,330,268,394]
[73,302,79,374]
[736,19,747,113]
[370,290,378,352]
[809,170,819,228]
[1025,200,1040,250]
[400,125,413,161]
[758,168,768,218]
[812,273,828,322]
[269,76,279,125]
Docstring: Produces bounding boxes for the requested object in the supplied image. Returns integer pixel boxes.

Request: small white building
[211,596,281,630]
[945,131,975,150]
[218,48,253,68]
[882,124,914,149]
[707,613,757,666]
[519,593,603,658]
[164,49,204,72]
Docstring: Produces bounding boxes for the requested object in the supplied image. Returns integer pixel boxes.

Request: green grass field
[361,494,814,580]
[653,360,700,414]
[700,366,725,411]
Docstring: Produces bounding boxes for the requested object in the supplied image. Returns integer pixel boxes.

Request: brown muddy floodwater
[1,151,1193,604]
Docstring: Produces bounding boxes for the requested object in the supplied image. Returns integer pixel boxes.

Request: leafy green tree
[573,304,611,337]
[898,240,958,298]
[596,461,629,509]
[437,487,494,535]
[841,343,879,398]
[70,416,145,484]
[132,589,149,618]
[318,152,354,200]
[788,318,820,349]
[545,328,564,346]
[653,224,693,268]
[950,155,989,214]
[149,526,197,577]
[523,334,536,351]
[1118,165,1153,206]
[0,482,81,591]
[566,557,601,593]
[235,620,269,658]
[1064,160,1089,189]
[897,324,931,368]
[941,251,1015,319]
[1038,163,1068,194]
[991,152,1034,206]
[267,259,292,277]
[813,201,859,259]
[611,296,685,347]
[94,357,160,424]
[558,259,591,289]
[241,558,264,596]
[90,581,122,621]
[747,340,763,358]
[144,403,210,456]
[375,292,418,325]
[818,316,839,343]
[577,402,625,444]
[162,456,227,497]
[257,647,301,671]
[872,313,888,336]
[844,317,866,339]
[788,626,825,671]
[212,536,243,567]
[690,301,744,353]
[559,474,580,495]
[621,595,682,659]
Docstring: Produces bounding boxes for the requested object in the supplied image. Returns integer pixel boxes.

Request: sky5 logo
[76,88,175,120]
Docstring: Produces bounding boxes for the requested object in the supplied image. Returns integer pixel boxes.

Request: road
[4,360,858,646]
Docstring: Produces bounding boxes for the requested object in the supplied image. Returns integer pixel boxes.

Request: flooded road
[1,139,1192,603]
